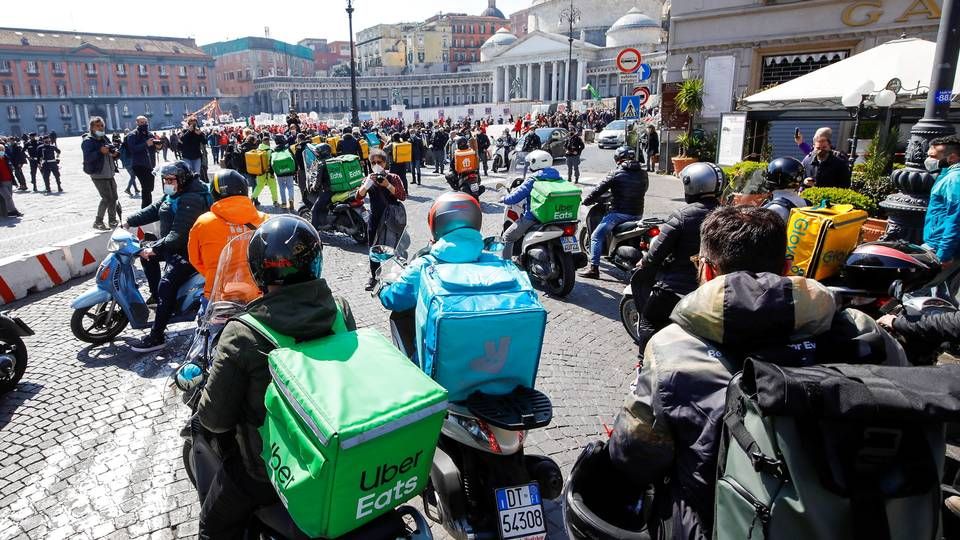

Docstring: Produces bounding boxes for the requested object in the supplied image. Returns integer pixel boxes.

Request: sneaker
[130,334,166,353]
[578,265,600,279]
[93,222,109,230]
[364,277,378,291]
[57,187,63,193]
[7,211,24,217]
[17,186,28,192]
[108,222,119,228]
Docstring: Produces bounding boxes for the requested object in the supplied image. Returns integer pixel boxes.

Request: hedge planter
[671,156,697,175]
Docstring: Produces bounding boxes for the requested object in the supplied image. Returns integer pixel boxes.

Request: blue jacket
[924,163,960,263]
[123,130,155,169]
[379,228,499,312]
[501,167,561,220]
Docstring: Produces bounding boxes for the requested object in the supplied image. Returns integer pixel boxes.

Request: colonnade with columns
[491,58,587,103]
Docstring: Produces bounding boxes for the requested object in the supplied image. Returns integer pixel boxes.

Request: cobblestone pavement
[0,140,684,539]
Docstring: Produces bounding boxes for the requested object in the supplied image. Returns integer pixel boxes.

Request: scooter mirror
[888,279,905,301]
[369,245,396,263]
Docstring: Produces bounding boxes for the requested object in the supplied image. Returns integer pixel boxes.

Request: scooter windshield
[208,232,261,308]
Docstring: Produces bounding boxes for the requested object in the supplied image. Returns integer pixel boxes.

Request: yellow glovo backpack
[785,203,867,281]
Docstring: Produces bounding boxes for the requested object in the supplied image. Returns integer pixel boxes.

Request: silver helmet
[679,162,724,202]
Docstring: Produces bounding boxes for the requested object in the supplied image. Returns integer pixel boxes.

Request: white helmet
[526,150,553,172]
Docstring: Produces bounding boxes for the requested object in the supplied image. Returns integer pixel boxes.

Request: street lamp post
[559,1,581,111]
[841,81,897,168]
[346,0,360,127]
[882,1,960,242]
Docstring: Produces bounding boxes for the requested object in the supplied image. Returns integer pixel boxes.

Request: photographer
[357,148,406,291]
[82,117,120,230]
[124,116,159,207]
[179,116,206,175]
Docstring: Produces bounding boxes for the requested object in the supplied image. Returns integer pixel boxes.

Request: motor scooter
[499,177,586,297]
[579,192,664,276]
[69,229,204,344]
[0,311,33,394]
[491,137,511,173]
[371,239,564,540]
[297,161,368,244]
[444,170,484,202]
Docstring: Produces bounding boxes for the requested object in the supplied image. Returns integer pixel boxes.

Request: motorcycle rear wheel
[71,301,129,344]
[492,155,502,172]
[533,250,576,298]
[578,226,592,254]
[0,333,26,394]
[619,295,640,344]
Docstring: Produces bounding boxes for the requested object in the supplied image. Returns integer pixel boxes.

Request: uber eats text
[355,450,424,519]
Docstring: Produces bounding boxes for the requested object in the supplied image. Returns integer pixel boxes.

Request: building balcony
[159,73,169,78]
[34,114,47,121]
[85,71,97,77]
[53,71,66,77]
[116,71,127,77]
[197,73,206,79]
[7,115,19,122]
[60,112,72,119]
[138,71,148,77]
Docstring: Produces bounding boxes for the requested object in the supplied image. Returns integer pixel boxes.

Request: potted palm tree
[672,78,704,174]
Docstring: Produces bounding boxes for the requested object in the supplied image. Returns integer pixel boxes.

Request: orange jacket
[188,196,268,297]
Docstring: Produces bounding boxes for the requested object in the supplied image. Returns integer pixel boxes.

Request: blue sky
[3,0,532,46]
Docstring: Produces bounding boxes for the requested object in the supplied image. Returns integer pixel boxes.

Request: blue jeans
[590,212,639,266]
[183,158,202,175]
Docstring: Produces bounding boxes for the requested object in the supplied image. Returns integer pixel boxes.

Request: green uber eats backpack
[236,309,448,539]
[529,177,581,223]
[714,359,960,540]
[271,148,296,176]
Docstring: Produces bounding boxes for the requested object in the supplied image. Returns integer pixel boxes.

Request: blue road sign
[638,63,652,81]
[619,96,641,119]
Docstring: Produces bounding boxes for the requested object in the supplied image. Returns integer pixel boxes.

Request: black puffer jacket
[638,198,718,294]
[338,134,361,157]
[893,310,960,343]
[127,178,211,258]
[584,160,648,216]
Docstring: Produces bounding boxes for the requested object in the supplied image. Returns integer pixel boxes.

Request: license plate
[495,483,547,540]
[560,236,581,253]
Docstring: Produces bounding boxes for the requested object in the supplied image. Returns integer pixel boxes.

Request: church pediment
[491,31,599,60]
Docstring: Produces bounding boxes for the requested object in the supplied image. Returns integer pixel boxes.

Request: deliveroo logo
[470,337,510,374]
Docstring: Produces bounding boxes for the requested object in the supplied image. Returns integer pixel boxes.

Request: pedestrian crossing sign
[619,96,640,119]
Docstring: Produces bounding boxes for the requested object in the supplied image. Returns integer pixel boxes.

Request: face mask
[371,164,385,174]
[94,130,105,138]
[925,157,949,173]
[163,184,176,196]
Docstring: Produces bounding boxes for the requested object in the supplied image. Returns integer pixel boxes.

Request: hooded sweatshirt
[607,272,907,540]
[197,279,356,483]
[188,196,268,296]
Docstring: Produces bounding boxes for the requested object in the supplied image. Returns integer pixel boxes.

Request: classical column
[493,66,502,103]
[104,104,113,130]
[538,63,546,101]
[576,60,586,103]
[113,104,120,127]
[526,63,534,100]
[503,65,511,101]
[551,61,559,102]
[559,60,567,102]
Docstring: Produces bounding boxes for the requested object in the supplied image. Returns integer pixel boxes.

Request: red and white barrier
[0,222,163,305]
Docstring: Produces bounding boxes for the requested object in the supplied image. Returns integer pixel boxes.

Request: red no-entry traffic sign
[633,86,651,106]
[616,48,642,74]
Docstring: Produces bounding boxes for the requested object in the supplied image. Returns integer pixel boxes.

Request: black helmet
[680,162,724,202]
[563,441,650,540]
[840,241,940,294]
[764,157,805,190]
[427,192,481,241]
[159,160,194,189]
[248,216,323,292]
[455,136,470,150]
[614,146,635,163]
[211,169,248,200]
[315,143,332,160]
[273,134,287,147]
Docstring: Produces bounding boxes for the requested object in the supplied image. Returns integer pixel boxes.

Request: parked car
[514,127,569,160]
[596,120,636,149]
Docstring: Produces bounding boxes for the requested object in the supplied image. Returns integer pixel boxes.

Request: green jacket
[197,278,356,483]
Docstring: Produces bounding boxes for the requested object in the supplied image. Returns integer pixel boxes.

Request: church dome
[608,7,660,31]
[480,27,517,62]
[482,27,517,48]
[606,7,661,47]
[480,0,506,18]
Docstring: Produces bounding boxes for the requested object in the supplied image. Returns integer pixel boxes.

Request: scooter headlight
[107,240,121,252]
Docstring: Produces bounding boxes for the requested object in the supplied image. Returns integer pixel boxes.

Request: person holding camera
[357,148,406,291]
[81,117,121,230]
[179,116,206,176]
[124,116,159,207]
